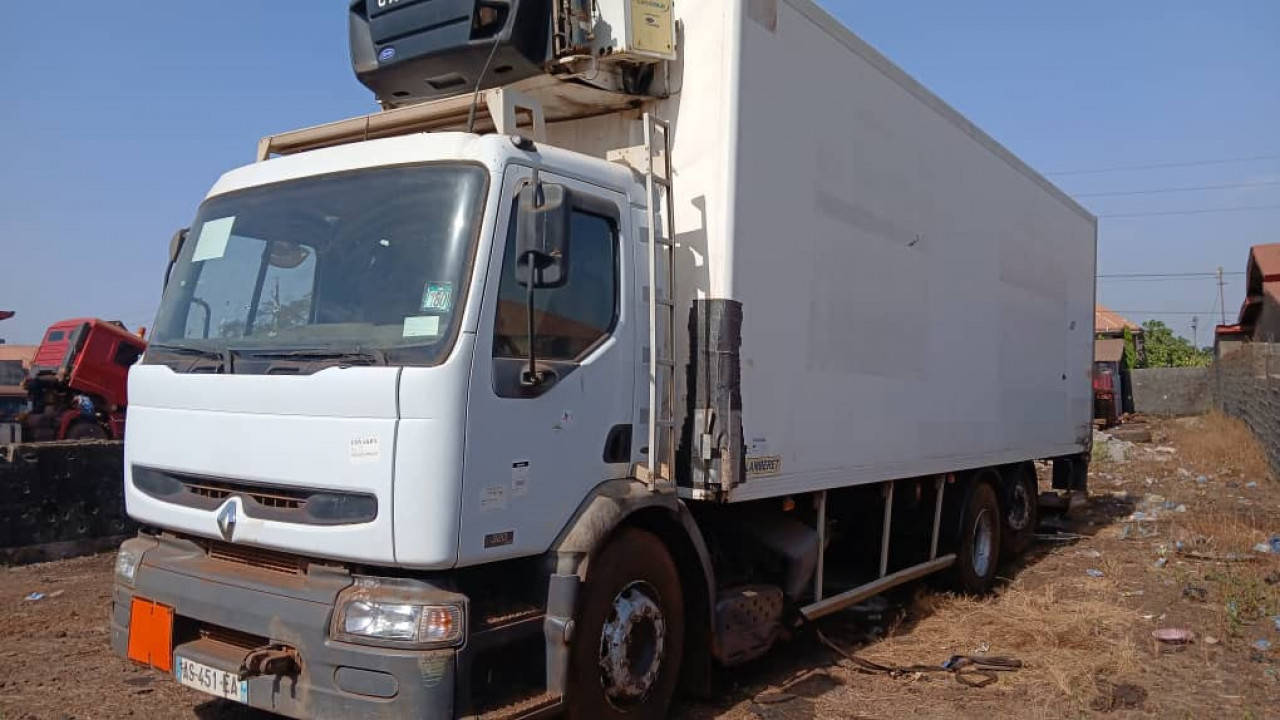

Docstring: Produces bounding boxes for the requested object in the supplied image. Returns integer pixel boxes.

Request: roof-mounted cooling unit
[350,0,676,109]
[349,0,553,108]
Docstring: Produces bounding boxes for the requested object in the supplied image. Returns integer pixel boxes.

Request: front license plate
[175,656,249,704]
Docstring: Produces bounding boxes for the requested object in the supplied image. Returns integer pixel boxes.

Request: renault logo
[217,501,238,542]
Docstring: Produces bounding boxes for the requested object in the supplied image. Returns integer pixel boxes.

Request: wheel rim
[1007,482,1031,531]
[972,508,994,578]
[597,581,667,709]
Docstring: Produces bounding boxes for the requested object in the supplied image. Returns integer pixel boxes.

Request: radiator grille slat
[204,540,308,576]
[185,480,308,511]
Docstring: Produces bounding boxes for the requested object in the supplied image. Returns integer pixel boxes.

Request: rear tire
[567,527,685,720]
[948,480,1001,595]
[1001,464,1038,558]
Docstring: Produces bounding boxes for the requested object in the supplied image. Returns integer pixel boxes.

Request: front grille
[132,466,378,526]
[205,540,308,576]
[184,479,308,511]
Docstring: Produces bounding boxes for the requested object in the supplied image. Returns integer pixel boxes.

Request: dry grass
[850,580,1140,712]
[1162,412,1271,481]
[1173,504,1278,555]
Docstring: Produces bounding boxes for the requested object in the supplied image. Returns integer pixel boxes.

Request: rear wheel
[1001,464,1039,558]
[948,480,1001,595]
[568,527,684,720]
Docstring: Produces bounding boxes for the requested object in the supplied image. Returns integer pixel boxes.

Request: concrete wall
[1216,344,1280,478]
[1130,367,1212,417]
[0,441,133,564]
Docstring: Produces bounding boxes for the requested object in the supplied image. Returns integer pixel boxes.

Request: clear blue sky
[2,1,1277,346]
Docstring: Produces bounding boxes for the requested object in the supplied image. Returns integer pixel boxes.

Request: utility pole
[1191,316,1199,349]
[1218,266,1227,326]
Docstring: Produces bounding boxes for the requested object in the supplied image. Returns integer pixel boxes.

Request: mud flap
[1051,454,1089,493]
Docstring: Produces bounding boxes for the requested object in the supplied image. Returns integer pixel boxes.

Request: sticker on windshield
[403,316,441,339]
[421,282,454,313]
[192,216,235,262]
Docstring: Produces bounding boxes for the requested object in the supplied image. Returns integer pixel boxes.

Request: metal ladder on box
[642,113,677,490]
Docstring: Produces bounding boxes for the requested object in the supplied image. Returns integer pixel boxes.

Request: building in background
[1216,243,1280,356]
[0,310,13,345]
[0,344,37,441]
[1096,306,1144,353]
[1094,306,1141,416]
[1093,338,1127,426]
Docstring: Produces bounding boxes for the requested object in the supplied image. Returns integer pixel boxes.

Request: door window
[493,207,619,361]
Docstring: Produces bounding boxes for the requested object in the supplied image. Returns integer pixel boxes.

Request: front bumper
[110,535,459,719]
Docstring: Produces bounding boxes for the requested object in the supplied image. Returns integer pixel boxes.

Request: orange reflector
[127,597,174,672]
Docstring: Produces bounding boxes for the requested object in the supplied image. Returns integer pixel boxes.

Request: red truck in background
[23,319,147,441]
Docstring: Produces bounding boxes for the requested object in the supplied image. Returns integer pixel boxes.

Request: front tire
[568,527,685,720]
[948,480,1001,595]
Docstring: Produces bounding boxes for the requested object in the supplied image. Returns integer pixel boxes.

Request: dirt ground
[2,415,1278,720]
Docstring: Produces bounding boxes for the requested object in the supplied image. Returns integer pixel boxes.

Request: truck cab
[129,133,647,569]
[24,318,145,441]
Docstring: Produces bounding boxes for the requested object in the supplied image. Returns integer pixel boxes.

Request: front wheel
[948,480,1002,595]
[568,527,685,720]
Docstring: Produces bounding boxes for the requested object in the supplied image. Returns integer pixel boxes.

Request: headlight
[341,601,421,641]
[115,538,156,586]
[332,579,466,648]
[115,550,141,585]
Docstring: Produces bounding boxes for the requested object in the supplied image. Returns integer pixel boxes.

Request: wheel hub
[598,581,666,708]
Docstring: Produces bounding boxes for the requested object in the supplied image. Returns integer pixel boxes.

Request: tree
[1136,320,1212,368]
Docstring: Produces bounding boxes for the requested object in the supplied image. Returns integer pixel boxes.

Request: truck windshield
[148,164,487,370]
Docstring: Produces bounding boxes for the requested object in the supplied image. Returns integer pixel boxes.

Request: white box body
[550,0,1097,501]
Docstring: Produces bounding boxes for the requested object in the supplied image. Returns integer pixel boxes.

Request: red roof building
[1216,243,1280,352]
[1096,306,1142,337]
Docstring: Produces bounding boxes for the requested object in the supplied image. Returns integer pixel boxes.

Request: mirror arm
[522,254,543,386]
[520,169,549,387]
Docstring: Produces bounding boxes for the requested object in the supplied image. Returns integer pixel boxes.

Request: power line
[1097,272,1245,279]
[1073,179,1280,198]
[1047,153,1280,176]
[1100,203,1280,218]
[1097,278,1230,283]
[1109,310,1216,316]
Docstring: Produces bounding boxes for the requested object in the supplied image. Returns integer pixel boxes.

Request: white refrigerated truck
[112,1,1096,717]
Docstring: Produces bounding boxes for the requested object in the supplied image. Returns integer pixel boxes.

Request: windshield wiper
[242,348,389,367]
[151,343,237,373]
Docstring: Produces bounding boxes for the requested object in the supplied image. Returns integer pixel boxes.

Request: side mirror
[515,180,572,289]
[165,228,189,289]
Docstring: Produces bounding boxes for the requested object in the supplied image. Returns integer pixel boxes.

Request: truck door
[459,167,637,565]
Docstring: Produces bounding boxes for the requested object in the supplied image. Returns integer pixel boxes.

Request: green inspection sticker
[421,282,454,313]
